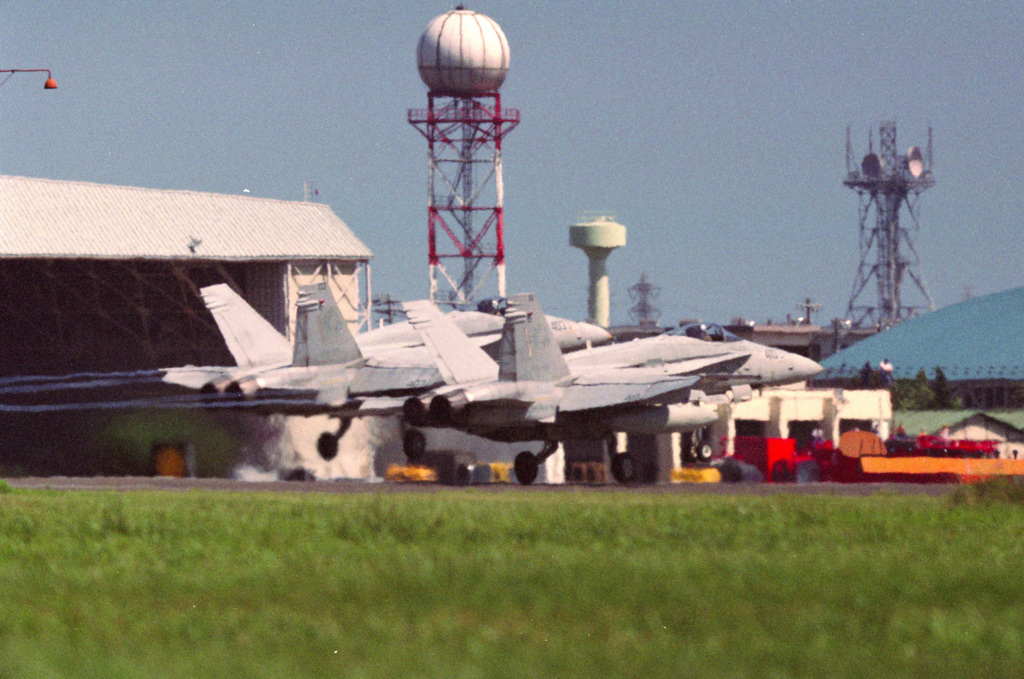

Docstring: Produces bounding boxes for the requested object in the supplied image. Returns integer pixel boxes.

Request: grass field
[1,482,1023,678]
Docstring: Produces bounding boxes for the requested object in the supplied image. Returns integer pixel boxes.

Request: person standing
[879,358,894,387]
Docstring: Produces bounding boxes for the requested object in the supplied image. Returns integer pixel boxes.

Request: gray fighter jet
[166,284,609,393]
[399,293,822,484]
[163,284,612,458]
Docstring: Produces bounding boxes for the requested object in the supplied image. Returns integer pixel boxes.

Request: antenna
[843,121,936,328]
[796,298,822,326]
[372,294,405,326]
[628,272,661,327]
[302,182,319,202]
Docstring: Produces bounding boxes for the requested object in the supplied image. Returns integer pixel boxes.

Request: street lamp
[0,68,58,90]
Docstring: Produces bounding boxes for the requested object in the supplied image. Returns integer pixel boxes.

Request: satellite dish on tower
[906,146,924,177]
[861,153,883,177]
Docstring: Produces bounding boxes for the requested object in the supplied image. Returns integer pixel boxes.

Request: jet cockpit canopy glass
[670,323,740,343]
[475,298,508,315]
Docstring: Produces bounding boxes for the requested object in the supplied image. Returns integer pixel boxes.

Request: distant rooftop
[817,286,1024,382]
[1,175,372,261]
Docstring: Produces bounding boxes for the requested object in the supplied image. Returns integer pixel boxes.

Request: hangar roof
[817,286,1024,382]
[0,175,372,261]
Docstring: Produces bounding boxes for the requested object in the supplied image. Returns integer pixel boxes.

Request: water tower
[844,122,936,328]
[570,214,627,328]
[409,6,520,306]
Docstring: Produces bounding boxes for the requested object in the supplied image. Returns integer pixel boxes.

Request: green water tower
[569,213,627,327]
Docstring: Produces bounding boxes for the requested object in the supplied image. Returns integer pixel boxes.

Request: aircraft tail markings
[498,293,571,383]
[293,284,363,367]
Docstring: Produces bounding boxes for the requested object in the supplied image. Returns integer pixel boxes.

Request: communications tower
[844,121,936,328]
[628,273,661,328]
[409,6,520,306]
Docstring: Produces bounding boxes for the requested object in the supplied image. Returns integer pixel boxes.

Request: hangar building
[0,175,372,375]
[814,286,1024,409]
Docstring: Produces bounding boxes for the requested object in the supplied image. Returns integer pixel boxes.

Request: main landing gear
[682,429,714,464]
[609,452,638,484]
[513,441,559,486]
[315,418,352,461]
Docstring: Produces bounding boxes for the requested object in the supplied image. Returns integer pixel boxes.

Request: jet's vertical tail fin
[498,293,571,383]
[403,300,498,385]
[293,283,363,367]
[200,284,292,369]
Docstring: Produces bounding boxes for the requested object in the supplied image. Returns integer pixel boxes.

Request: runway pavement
[2,475,956,496]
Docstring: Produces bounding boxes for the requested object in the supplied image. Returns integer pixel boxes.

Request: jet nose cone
[580,323,613,347]
[791,354,823,381]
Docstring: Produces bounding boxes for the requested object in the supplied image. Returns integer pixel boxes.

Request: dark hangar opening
[0,259,248,375]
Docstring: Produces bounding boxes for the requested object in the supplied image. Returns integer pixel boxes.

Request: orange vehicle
[828,430,1018,483]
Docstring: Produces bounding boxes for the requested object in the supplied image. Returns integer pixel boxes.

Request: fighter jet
[165,284,609,393]
[163,283,612,458]
[399,293,822,484]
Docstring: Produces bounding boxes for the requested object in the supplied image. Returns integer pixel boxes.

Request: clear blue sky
[3,1,1022,325]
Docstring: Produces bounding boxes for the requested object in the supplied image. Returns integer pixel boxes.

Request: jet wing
[560,370,701,412]
[646,353,751,377]
[347,358,444,396]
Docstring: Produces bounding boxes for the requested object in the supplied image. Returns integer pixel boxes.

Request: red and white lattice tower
[409,6,520,306]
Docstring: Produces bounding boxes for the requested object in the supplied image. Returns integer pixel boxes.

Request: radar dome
[417,6,510,96]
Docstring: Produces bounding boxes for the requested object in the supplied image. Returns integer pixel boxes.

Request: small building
[711,387,892,454]
[892,410,1024,460]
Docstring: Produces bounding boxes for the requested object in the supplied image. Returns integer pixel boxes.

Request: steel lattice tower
[844,122,936,328]
[628,272,661,327]
[408,93,519,305]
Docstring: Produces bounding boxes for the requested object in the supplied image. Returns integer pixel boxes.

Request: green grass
[1,488,1023,678]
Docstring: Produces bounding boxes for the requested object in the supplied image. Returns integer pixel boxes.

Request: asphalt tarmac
[3,476,956,497]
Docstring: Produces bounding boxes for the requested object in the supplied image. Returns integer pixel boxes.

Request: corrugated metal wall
[244,262,288,335]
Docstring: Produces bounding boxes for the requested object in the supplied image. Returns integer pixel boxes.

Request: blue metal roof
[818,286,1024,381]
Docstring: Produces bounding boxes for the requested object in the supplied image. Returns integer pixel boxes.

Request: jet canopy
[669,323,741,343]
[475,298,508,315]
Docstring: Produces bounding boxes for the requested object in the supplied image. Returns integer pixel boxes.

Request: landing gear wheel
[696,441,714,463]
[686,430,713,464]
[514,451,539,486]
[403,429,427,462]
[610,452,638,484]
[316,432,339,461]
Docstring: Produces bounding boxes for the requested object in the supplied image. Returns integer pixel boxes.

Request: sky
[2,1,1022,326]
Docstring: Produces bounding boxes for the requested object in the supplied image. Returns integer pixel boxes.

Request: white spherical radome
[417,7,510,96]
